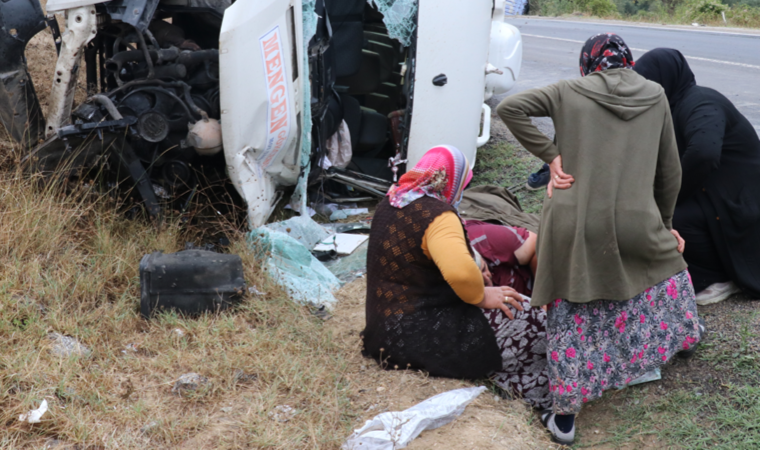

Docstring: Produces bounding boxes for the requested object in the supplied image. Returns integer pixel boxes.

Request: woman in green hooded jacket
[496,33,703,446]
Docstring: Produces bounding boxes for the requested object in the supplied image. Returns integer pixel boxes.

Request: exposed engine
[22,0,239,219]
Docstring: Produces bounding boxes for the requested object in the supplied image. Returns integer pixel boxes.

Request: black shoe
[678,317,706,359]
[526,164,550,190]
[540,409,575,446]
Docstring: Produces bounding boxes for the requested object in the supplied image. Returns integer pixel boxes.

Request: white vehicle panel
[405,0,493,169]
[485,21,523,101]
[219,0,303,227]
[45,0,108,13]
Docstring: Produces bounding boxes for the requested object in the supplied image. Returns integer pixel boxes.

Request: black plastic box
[139,250,246,318]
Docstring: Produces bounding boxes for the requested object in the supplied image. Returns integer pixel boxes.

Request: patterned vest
[362,196,501,378]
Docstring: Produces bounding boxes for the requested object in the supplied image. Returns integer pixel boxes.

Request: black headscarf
[633,48,697,110]
[579,33,635,76]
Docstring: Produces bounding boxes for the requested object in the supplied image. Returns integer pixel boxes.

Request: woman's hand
[477,286,524,320]
[479,258,493,286]
[547,155,575,198]
[670,229,686,253]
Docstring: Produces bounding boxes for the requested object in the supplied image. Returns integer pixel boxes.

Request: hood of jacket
[568,68,665,121]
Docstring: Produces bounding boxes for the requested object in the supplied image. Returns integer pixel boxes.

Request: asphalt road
[495,18,760,132]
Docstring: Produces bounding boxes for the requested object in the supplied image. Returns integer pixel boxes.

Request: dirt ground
[327,278,558,449]
[328,270,760,450]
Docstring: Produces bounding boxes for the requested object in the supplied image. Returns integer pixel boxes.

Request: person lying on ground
[362,145,551,410]
[496,33,704,446]
[634,48,760,306]
[466,220,537,295]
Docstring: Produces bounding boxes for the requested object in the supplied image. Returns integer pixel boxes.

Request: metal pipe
[90,94,123,120]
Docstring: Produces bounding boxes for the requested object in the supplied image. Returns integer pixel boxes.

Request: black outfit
[362,197,501,379]
[635,48,760,296]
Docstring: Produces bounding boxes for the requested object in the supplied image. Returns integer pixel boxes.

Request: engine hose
[179,83,209,121]
[134,31,154,79]
[144,29,160,51]
[175,49,219,69]
[90,94,123,120]
[106,47,180,73]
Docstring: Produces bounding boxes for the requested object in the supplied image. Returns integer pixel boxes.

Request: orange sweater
[421,211,484,305]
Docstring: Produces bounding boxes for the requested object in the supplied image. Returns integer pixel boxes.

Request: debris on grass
[140,420,160,435]
[47,333,91,358]
[172,373,211,396]
[342,386,487,450]
[232,370,258,384]
[18,399,48,424]
[269,405,297,423]
[248,286,266,296]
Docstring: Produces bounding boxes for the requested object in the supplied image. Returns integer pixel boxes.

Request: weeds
[471,140,546,213]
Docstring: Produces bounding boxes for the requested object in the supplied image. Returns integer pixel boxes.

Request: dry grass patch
[0,167,356,449]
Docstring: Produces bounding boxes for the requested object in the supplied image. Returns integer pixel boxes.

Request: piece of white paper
[313,233,369,256]
[342,386,486,450]
[19,400,48,424]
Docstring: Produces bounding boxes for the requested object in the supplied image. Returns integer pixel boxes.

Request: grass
[0,159,358,448]
[575,382,760,449]
[471,140,547,214]
[572,305,760,449]
[529,0,760,29]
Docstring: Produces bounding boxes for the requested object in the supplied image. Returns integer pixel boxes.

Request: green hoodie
[497,68,687,306]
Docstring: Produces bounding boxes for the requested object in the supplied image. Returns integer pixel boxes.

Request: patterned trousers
[482,298,551,409]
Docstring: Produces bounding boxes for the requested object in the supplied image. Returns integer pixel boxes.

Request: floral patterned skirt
[482,297,551,409]
[546,270,700,415]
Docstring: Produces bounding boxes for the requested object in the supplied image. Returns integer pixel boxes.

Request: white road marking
[521,33,760,70]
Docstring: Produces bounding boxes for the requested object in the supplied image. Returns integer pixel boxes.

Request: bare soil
[327,278,557,449]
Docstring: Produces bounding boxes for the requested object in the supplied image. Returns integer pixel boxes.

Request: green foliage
[678,0,728,20]
[613,0,665,16]
[585,0,621,14]
[532,0,760,28]
[725,3,760,25]
[532,0,619,15]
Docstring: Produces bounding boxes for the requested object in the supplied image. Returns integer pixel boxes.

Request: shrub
[585,0,620,14]
[725,4,760,25]
[677,0,728,21]
[534,0,619,15]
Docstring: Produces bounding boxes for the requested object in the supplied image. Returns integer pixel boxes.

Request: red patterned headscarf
[579,33,635,76]
[387,145,472,209]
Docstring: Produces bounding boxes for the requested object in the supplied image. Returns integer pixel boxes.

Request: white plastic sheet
[19,400,48,424]
[342,386,486,450]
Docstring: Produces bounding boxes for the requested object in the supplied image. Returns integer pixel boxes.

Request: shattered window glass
[368,0,418,47]
[248,225,340,308]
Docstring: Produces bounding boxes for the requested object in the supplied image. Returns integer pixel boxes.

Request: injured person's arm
[422,213,525,317]
[514,231,537,266]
